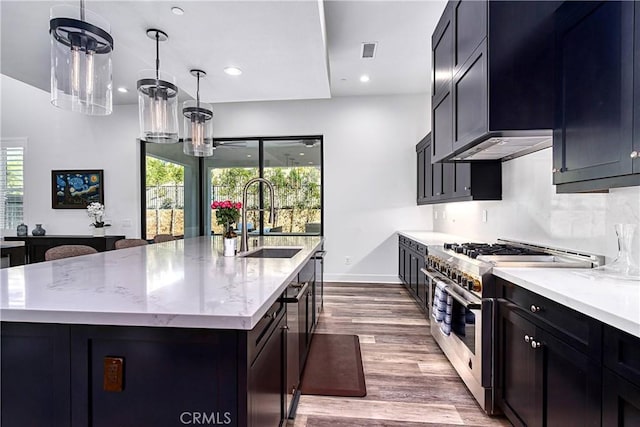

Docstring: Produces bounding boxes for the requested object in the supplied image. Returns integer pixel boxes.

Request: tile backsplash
[432,148,640,262]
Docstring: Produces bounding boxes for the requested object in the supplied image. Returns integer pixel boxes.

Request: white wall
[1,74,141,238]
[1,74,433,282]
[432,148,640,262]
[214,95,433,282]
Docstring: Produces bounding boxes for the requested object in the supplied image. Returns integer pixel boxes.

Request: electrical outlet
[482,210,488,223]
[345,256,352,265]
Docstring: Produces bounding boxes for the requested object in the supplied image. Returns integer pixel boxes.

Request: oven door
[422,267,486,404]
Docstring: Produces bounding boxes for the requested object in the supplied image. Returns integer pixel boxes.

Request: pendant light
[49,0,113,115]
[183,70,214,157]
[137,29,179,143]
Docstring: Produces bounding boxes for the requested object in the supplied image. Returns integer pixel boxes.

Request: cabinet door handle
[552,168,557,173]
[530,305,541,313]
[464,186,469,191]
[524,334,531,343]
[283,325,289,331]
[531,340,542,349]
[631,151,639,159]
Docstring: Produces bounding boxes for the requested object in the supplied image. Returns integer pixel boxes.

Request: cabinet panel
[433,4,453,98]
[498,304,542,427]
[603,325,640,386]
[453,43,488,151]
[453,163,471,198]
[634,0,640,174]
[554,0,634,184]
[249,315,285,427]
[603,369,640,426]
[541,328,601,427]
[453,0,486,71]
[417,149,425,202]
[433,91,454,162]
[70,326,239,427]
[0,323,71,427]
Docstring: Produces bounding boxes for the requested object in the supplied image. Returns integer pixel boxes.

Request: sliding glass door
[141,136,322,239]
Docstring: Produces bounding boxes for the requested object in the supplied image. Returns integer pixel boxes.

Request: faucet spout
[240,177,276,252]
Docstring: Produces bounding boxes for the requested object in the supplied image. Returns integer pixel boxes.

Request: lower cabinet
[248,313,286,427]
[1,299,288,427]
[398,235,428,313]
[496,277,640,427]
[603,369,640,426]
[497,302,601,427]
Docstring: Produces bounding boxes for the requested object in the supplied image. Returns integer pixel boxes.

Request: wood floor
[291,282,511,427]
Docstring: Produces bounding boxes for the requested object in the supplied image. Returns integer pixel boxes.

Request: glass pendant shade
[50,5,113,115]
[137,70,179,143]
[183,100,214,157]
[137,29,179,144]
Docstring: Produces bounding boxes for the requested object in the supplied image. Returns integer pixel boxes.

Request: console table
[0,241,26,267]
[4,235,126,264]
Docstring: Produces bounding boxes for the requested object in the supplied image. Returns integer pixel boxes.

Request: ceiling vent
[361,42,377,59]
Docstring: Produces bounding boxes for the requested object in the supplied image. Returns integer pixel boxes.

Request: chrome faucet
[240,177,276,252]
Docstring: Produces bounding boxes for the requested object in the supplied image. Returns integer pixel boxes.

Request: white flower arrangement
[87,202,108,228]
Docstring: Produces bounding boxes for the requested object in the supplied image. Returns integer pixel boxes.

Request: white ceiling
[0,0,447,105]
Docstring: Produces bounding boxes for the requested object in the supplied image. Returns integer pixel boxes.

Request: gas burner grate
[444,242,547,259]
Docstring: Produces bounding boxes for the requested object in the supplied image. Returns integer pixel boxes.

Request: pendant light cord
[80,0,85,21]
[196,72,201,109]
[155,32,160,80]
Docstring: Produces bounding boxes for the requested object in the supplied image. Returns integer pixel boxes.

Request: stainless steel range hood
[448,131,553,162]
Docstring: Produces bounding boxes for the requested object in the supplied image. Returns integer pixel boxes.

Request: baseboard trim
[323,273,401,284]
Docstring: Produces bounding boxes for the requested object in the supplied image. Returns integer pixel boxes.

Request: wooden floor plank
[293,282,510,426]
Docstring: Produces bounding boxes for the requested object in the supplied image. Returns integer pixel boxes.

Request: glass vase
[594,224,640,281]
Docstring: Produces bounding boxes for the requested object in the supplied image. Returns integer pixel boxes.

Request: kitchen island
[0,235,323,427]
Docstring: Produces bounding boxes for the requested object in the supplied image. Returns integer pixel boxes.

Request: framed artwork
[52,169,104,209]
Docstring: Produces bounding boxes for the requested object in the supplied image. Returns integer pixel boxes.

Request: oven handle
[421,267,481,310]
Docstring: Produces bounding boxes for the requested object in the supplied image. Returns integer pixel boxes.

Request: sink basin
[239,247,302,258]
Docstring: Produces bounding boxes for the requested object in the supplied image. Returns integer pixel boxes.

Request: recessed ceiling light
[247,154,252,158]
[224,67,243,76]
[360,75,370,83]
[171,7,184,15]
[308,161,313,165]
[117,87,128,93]
[299,152,304,156]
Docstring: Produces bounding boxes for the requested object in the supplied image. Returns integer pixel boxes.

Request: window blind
[0,143,24,230]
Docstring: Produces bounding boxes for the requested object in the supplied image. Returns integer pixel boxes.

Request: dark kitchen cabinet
[603,369,640,426]
[431,0,558,163]
[248,313,286,427]
[496,277,605,427]
[1,323,71,427]
[554,0,640,192]
[398,236,427,313]
[602,324,640,425]
[2,299,289,427]
[416,133,501,205]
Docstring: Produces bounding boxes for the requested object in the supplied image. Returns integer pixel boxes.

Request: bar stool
[44,245,98,261]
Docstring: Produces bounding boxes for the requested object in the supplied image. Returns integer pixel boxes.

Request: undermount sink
[238,247,302,258]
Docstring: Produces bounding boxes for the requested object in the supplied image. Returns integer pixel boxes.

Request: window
[0,138,25,231]
[141,135,323,238]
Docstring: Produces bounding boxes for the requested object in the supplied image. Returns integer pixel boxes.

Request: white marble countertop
[493,267,640,338]
[0,236,323,330]
[397,230,476,247]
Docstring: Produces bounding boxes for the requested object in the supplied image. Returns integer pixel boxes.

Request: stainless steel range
[422,239,604,414]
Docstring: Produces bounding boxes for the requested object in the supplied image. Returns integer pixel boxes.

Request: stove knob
[455,247,464,254]
[469,250,479,259]
[444,243,454,250]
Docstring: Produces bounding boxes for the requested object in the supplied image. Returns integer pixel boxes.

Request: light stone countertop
[493,267,640,338]
[0,236,323,330]
[397,230,640,338]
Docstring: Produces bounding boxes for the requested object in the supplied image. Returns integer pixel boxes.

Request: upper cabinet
[553,1,640,192]
[417,133,501,205]
[431,1,560,163]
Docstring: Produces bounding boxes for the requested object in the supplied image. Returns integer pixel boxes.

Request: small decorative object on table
[212,200,242,256]
[87,202,110,237]
[31,224,46,236]
[16,223,28,237]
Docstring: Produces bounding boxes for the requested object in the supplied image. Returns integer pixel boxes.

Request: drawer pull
[524,334,531,343]
[531,340,542,349]
[530,305,541,313]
